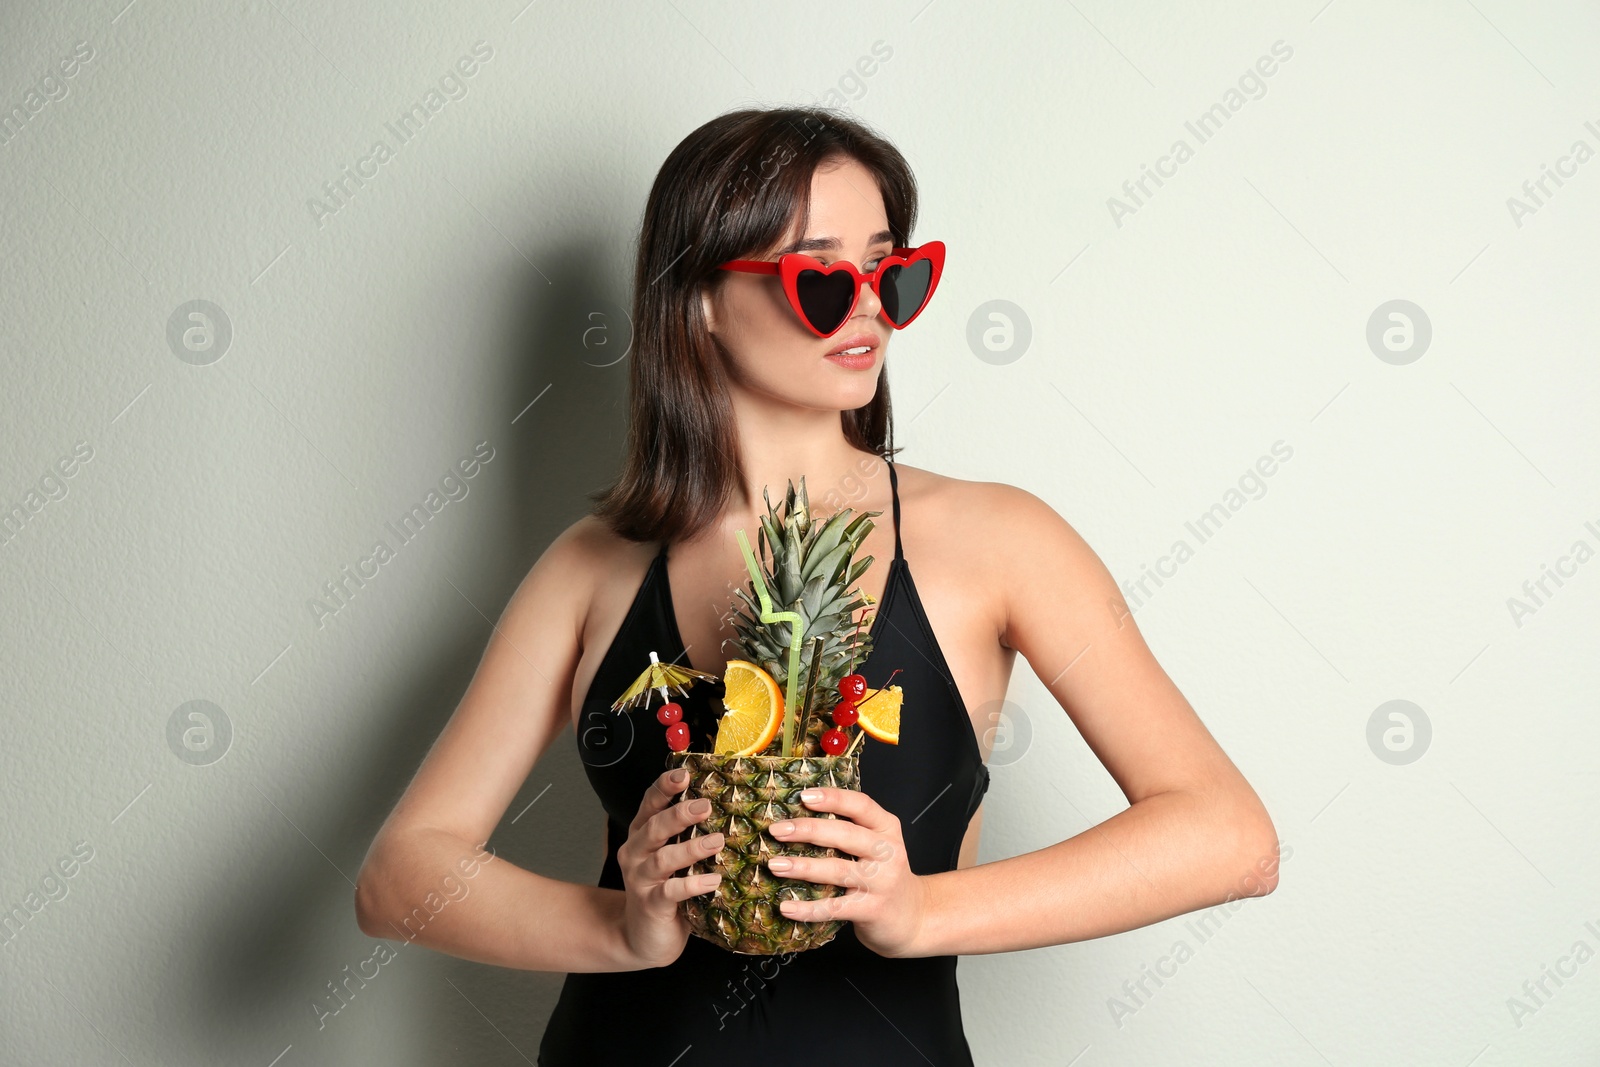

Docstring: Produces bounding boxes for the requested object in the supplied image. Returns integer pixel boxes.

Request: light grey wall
[2,1,1595,1064]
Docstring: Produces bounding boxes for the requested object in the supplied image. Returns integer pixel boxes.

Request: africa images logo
[307,41,494,229]
[307,441,495,629]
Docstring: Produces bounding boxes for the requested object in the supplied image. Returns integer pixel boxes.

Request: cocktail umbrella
[610,650,720,714]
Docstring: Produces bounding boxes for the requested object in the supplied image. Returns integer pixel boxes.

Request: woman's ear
[700,285,717,334]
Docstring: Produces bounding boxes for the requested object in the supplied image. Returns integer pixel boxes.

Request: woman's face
[704,155,895,413]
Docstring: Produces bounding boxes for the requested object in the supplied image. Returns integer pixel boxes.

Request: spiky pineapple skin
[667,751,859,954]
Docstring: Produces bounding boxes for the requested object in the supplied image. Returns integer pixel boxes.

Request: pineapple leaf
[799,571,827,624]
[803,510,851,570]
[842,511,877,543]
[805,539,852,589]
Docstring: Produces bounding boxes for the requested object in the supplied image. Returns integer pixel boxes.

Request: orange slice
[855,685,902,745]
[714,660,784,756]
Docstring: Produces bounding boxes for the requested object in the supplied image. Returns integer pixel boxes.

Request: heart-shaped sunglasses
[716,240,945,338]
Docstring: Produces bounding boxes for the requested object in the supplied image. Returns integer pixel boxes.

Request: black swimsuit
[539,459,991,1066]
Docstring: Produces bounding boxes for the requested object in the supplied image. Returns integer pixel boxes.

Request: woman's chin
[742,367,881,415]
[765,386,880,415]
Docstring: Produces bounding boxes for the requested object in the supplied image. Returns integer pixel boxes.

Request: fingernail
[671,768,688,783]
[693,799,712,814]
[770,821,793,835]
[800,789,822,802]
[767,857,792,871]
[704,833,724,848]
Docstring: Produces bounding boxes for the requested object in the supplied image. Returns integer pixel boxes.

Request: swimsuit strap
[887,457,903,561]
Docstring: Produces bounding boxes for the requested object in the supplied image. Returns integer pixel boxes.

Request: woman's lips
[824,349,878,369]
[825,332,879,356]
[824,332,880,369]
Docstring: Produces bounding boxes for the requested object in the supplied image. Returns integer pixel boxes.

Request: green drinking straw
[735,527,805,757]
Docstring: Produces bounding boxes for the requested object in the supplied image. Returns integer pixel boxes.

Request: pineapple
[667,476,882,954]
[668,751,858,954]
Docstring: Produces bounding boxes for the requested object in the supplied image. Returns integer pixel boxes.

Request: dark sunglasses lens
[878,259,934,326]
[795,270,856,335]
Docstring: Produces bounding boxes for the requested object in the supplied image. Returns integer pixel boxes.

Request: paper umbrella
[610,650,720,714]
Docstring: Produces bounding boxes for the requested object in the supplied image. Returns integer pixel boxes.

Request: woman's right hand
[616,767,725,969]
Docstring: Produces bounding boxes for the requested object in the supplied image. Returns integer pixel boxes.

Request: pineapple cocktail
[610,476,903,954]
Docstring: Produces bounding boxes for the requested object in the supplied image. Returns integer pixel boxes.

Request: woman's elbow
[1232,803,1282,897]
[353,839,399,938]
[354,878,384,938]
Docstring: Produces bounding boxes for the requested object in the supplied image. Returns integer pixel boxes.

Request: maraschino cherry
[665,720,690,752]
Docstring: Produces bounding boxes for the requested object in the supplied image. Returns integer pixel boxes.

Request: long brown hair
[590,106,918,544]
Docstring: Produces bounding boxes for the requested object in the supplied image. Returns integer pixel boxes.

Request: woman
[354,106,1280,1064]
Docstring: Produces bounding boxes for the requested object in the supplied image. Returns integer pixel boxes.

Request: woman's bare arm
[909,483,1281,957]
[353,517,645,972]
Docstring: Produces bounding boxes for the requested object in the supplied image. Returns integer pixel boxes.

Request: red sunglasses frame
[716,240,946,338]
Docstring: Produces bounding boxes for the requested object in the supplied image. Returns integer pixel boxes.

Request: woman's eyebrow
[775,229,895,255]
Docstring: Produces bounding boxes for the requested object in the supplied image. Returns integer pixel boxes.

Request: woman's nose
[850,275,883,323]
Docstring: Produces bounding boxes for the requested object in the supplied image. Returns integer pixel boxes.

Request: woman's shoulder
[893,464,1110,648]
[893,461,1071,535]
[893,461,1103,588]
[542,512,657,580]
[517,513,659,649]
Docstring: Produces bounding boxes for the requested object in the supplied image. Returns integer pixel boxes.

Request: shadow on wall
[193,239,634,1060]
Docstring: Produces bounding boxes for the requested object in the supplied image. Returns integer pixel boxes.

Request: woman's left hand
[766,786,928,958]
